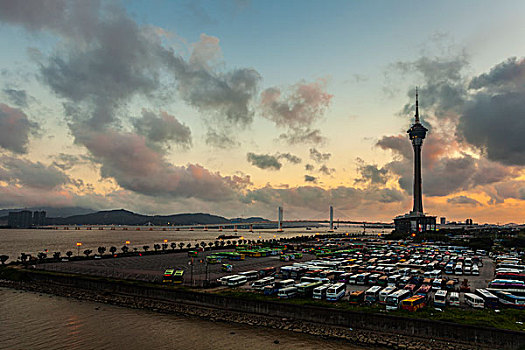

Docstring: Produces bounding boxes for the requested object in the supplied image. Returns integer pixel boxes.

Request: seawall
[3,269,525,349]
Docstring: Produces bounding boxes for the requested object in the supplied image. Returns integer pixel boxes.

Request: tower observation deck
[394,89,436,234]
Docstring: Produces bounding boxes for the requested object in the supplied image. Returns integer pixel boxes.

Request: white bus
[326,283,346,301]
[365,285,383,303]
[432,279,442,290]
[313,284,331,300]
[239,270,259,281]
[218,275,240,285]
[251,276,275,290]
[449,292,460,307]
[433,290,447,307]
[379,286,397,304]
[227,275,248,287]
[386,289,411,310]
[454,264,463,275]
[278,286,297,299]
[464,293,484,308]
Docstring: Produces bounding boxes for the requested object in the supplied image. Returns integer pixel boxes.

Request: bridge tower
[328,206,334,232]
[277,206,284,232]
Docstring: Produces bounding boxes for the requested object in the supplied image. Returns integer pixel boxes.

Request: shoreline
[0,278,477,350]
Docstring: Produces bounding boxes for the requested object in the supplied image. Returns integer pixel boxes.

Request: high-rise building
[33,210,46,226]
[394,90,437,233]
[440,217,446,225]
[8,210,33,228]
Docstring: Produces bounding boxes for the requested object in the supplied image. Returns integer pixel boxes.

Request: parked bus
[326,283,346,301]
[386,289,411,310]
[251,276,275,290]
[377,275,388,286]
[401,295,426,312]
[488,279,525,290]
[227,275,248,287]
[475,289,499,309]
[368,273,382,285]
[365,285,382,303]
[387,274,401,286]
[313,284,331,300]
[495,291,525,309]
[449,292,460,306]
[259,266,277,277]
[162,269,174,283]
[239,270,259,281]
[348,290,365,304]
[454,264,463,275]
[433,290,447,307]
[173,270,184,284]
[464,293,484,308]
[445,263,454,274]
[278,286,297,299]
[297,281,324,297]
[356,273,371,285]
[495,272,525,282]
[348,274,359,285]
[416,285,432,297]
[379,286,397,304]
[218,275,239,285]
[432,279,443,290]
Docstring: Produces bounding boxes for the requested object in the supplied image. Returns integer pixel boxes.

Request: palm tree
[208,242,213,249]
[179,242,185,250]
[200,241,206,250]
[226,240,231,246]
[0,255,8,264]
[232,240,237,246]
[121,246,129,254]
[170,242,176,250]
[143,245,150,252]
[220,241,225,247]
[133,247,138,252]
[214,241,220,248]
[97,246,106,255]
[20,253,28,263]
[83,249,92,257]
[37,252,47,260]
[153,244,161,251]
[65,251,73,258]
[194,243,199,249]
[52,252,61,260]
[186,243,192,249]
[161,243,168,250]
[109,246,117,255]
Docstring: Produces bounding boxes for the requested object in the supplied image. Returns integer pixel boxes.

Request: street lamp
[76,242,82,256]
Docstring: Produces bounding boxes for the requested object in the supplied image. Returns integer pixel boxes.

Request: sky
[0,0,524,224]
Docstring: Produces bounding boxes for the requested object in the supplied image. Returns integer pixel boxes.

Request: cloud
[354,159,389,186]
[279,128,325,145]
[246,152,282,170]
[305,164,314,171]
[133,110,192,150]
[261,80,332,144]
[50,153,83,171]
[3,88,28,107]
[278,152,301,164]
[205,129,239,148]
[447,196,482,207]
[309,148,331,163]
[0,156,69,189]
[319,165,335,175]
[304,175,317,183]
[0,103,38,154]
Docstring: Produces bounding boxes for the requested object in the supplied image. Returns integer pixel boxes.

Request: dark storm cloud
[133,110,192,150]
[309,148,331,163]
[0,156,69,189]
[3,88,28,107]
[447,196,482,207]
[246,152,282,170]
[0,103,38,154]
[304,175,317,183]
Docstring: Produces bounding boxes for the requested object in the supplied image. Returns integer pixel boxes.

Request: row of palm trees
[16,238,269,263]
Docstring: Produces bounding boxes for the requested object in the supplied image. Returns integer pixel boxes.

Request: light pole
[76,242,82,256]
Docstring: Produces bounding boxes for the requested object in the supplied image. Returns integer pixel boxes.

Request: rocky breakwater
[0,279,481,350]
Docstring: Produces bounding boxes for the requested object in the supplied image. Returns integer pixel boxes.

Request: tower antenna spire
[415,87,420,123]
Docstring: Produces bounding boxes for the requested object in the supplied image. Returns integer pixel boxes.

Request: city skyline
[0,0,525,223]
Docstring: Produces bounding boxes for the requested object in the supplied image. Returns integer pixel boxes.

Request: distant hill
[45,209,269,226]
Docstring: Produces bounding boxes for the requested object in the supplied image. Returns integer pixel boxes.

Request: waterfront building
[394,90,437,233]
[33,211,46,226]
[8,210,33,228]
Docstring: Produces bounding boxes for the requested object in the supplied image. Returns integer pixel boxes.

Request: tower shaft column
[412,143,423,214]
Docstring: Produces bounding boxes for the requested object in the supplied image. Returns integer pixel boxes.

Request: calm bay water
[0,287,369,350]
[0,226,382,262]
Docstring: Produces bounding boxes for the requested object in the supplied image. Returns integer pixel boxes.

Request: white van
[449,292,460,306]
[278,286,298,299]
[464,293,484,308]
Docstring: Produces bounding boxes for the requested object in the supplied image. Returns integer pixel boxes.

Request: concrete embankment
[2,269,524,350]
